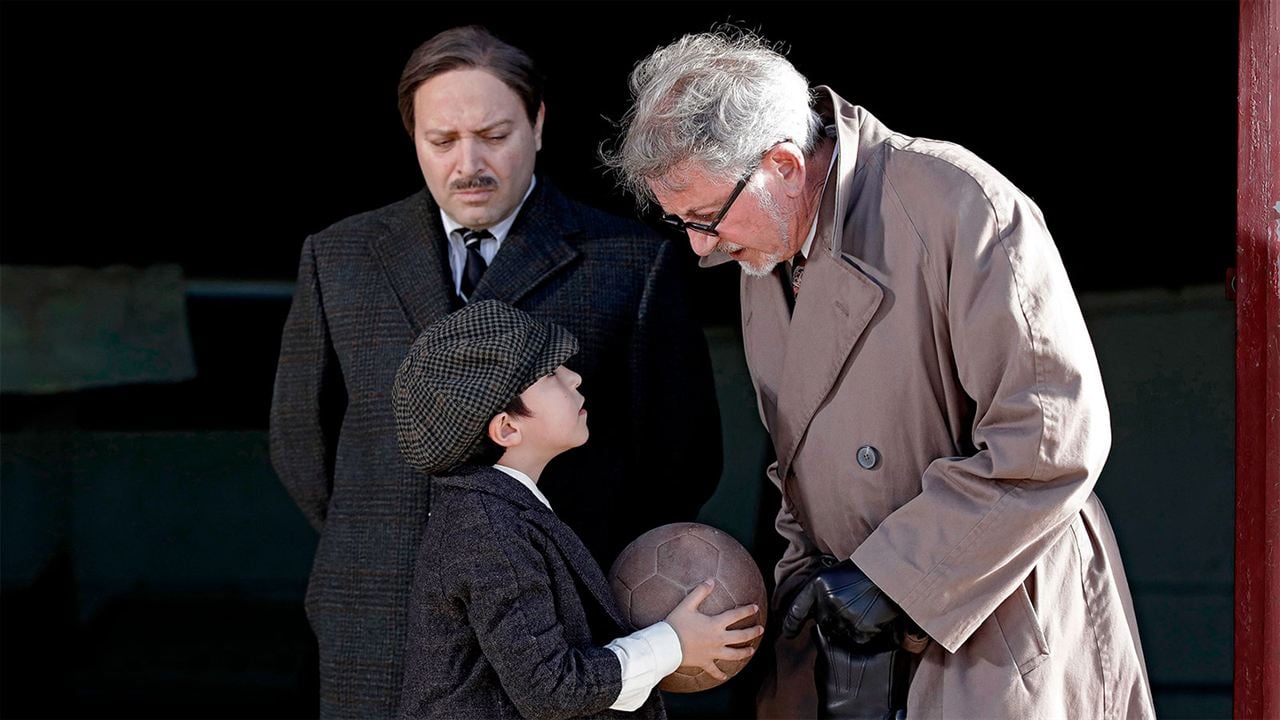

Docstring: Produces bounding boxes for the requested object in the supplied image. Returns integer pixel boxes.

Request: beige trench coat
[726,89,1155,719]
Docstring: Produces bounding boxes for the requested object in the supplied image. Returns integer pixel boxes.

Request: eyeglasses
[658,140,790,237]
[659,171,753,238]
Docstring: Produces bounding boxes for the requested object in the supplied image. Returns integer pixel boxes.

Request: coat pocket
[993,581,1050,676]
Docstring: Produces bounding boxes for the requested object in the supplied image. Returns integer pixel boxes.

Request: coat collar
[436,464,551,511]
[368,178,582,334]
[469,179,581,306]
[436,466,632,632]
[740,89,892,483]
[697,86,888,270]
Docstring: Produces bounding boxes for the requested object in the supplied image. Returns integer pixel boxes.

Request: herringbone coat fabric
[398,465,665,720]
[269,178,720,718]
[733,91,1155,719]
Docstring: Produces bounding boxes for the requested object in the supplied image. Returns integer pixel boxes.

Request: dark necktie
[456,227,493,302]
[790,251,808,298]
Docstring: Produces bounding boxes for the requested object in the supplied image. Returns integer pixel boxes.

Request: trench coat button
[856,445,880,469]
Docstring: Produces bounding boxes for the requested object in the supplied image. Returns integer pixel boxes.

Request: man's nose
[688,231,718,257]
[566,368,583,389]
[457,139,485,175]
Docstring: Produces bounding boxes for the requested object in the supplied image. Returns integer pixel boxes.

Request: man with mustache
[269,26,721,718]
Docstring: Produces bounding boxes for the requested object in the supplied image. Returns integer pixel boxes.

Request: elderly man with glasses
[605,30,1155,720]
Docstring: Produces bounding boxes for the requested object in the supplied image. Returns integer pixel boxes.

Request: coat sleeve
[269,236,346,531]
[458,504,624,720]
[627,239,723,521]
[851,183,1111,654]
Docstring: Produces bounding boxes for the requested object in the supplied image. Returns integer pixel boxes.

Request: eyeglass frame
[657,139,790,237]
[658,174,751,237]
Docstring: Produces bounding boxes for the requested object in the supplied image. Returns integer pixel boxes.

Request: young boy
[392,300,761,719]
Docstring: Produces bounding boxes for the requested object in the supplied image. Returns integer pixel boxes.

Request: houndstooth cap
[392,300,578,475]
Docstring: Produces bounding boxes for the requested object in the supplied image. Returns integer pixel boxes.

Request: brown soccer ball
[607,522,767,693]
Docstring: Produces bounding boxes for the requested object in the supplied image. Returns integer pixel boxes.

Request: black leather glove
[781,557,901,645]
[812,624,910,720]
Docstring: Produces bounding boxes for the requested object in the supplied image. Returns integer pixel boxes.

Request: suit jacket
[269,178,721,718]
[398,465,665,720]
[734,90,1154,718]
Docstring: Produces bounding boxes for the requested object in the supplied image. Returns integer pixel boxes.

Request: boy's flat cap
[393,300,578,475]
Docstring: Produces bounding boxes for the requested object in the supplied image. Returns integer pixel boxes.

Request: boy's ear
[487,412,522,448]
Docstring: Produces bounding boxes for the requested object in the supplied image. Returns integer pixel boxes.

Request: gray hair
[601,29,824,206]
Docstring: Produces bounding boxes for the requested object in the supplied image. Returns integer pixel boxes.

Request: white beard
[738,255,781,277]
[734,184,792,277]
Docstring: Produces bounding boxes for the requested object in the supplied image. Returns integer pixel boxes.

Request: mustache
[716,240,744,255]
[450,175,499,192]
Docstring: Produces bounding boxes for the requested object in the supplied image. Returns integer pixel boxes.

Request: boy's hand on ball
[665,579,764,680]
[608,523,768,691]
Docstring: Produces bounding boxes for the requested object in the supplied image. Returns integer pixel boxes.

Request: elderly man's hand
[780,557,901,644]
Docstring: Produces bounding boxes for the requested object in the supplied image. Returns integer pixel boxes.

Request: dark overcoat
[269,178,721,718]
[398,466,665,720]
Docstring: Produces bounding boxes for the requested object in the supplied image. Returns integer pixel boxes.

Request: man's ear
[533,102,546,152]
[765,142,807,199]
[487,412,522,448]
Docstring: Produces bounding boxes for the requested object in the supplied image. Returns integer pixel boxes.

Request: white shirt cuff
[605,621,683,711]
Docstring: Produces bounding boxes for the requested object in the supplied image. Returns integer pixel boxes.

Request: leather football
[607,522,767,692]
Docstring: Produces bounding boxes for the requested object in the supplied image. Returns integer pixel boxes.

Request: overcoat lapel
[748,87,888,485]
[368,190,456,333]
[521,508,632,632]
[771,251,882,484]
[441,468,631,632]
[471,182,580,306]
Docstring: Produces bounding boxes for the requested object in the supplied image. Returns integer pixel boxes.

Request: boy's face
[514,365,589,455]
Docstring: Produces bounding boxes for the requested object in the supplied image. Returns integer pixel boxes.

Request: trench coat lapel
[368,190,456,333]
[772,251,882,484]
[764,86,886,483]
[471,181,581,306]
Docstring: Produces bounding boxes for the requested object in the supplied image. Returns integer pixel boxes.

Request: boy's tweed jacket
[398,466,665,720]
[269,178,720,718]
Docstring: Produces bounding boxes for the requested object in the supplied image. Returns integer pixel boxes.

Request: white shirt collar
[493,463,553,511]
[440,175,538,243]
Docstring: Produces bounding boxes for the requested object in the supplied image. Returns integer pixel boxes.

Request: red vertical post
[1235,1,1280,718]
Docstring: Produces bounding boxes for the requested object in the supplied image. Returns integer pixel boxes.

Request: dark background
[0,1,1238,718]
[0,0,1238,432]
[0,0,1239,287]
